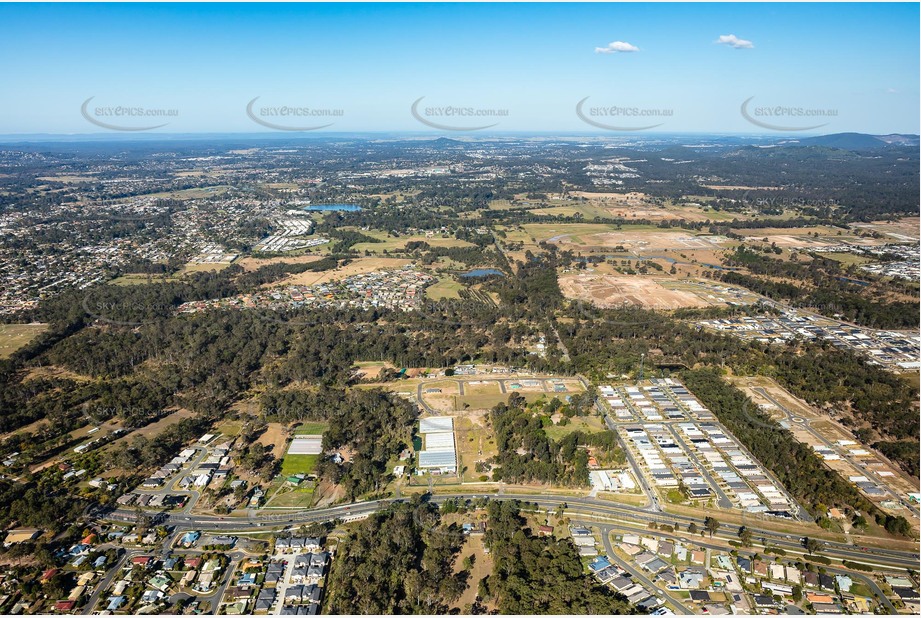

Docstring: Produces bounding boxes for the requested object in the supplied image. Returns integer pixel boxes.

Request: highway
[95,493,919,571]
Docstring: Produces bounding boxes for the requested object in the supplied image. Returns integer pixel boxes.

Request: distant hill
[428,137,465,148]
[789,132,919,150]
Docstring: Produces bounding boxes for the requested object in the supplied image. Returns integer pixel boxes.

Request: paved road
[415,382,437,414]
[81,547,137,613]
[658,381,810,521]
[595,523,692,613]
[96,494,918,570]
[753,386,919,519]
[663,422,733,509]
[585,519,898,615]
[600,414,660,512]
[200,554,240,615]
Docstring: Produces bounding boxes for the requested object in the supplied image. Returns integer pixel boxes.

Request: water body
[460,268,505,278]
[837,276,870,287]
[303,203,362,212]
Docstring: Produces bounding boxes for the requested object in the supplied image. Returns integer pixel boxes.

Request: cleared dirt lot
[235,254,326,272]
[256,422,289,460]
[570,231,730,251]
[353,361,397,380]
[107,408,196,446]
[852,217,920,242]
[449,533,495,612]
[266,257,413,287]
[737,226,889,248]
[559,274,709,309]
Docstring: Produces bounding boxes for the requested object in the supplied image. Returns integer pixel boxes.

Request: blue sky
[0,2,917,134]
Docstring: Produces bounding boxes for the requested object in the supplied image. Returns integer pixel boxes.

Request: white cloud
[886,88,899,94]
[715,34,754,49]
[595,41,640,54]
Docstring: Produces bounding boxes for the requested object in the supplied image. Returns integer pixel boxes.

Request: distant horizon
[0,129,917,144]
[0,2,917,134]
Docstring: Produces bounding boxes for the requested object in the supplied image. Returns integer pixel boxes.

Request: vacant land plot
[109,273,180,286]
[454,410,498,482]
[852,217,920,242]
[559,274,709,309]
[266,486,316,508]
[103,409,195,453]
[353,361,397,380]
[256,423,288,460]
[455,391,548,410]
[139,186,231,200]
[234,254,325,272]
[515,223,730,255]
[24,365,93,383]
[516,223,624,245]
[179,261,233,274]
[570,231,729,252]
[425,276,463,300]
[268,257,412,287]
[350,230,474,253]
[465,380,502,396]
[37,175,96,183]
[821,252,875,266]
[526,202,615,220]
[543,415,605,441]
[0,323,48,358]
[563,192,735,222]
[450,533,495,612]
[737,226,887,248]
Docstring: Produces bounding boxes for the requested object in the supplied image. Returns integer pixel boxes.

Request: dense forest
[490,394,622,486]
[324,499,467,613]
[316,389,416,499]
[480,500,638,614]
[720,247,918,329]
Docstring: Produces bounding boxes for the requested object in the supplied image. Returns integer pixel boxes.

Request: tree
[687,522,698,535]
[738,526,753,547]
[804,538,825,555]
[704,516,720,538]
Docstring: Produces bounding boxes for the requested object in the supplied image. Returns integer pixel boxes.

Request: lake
[460,268,505,278]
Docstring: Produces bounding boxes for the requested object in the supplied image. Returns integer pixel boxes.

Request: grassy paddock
[294,422,328,436]
[280,454,320,476]
[0,323,49,358]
